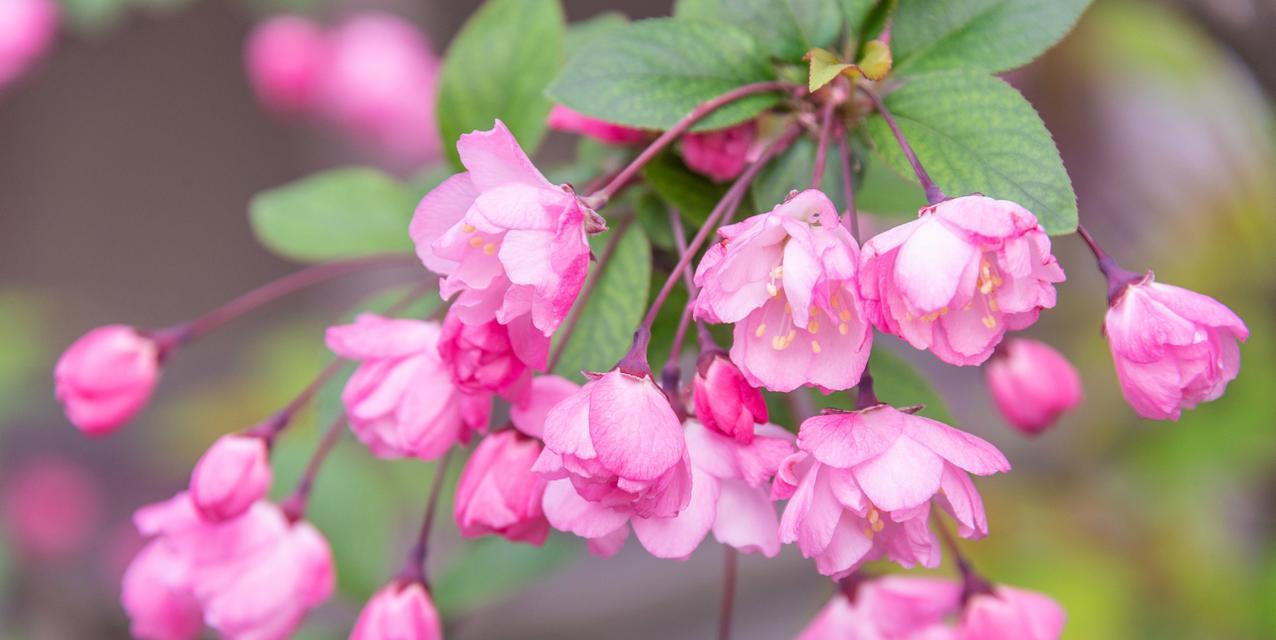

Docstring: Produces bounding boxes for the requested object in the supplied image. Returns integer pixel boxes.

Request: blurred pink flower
[692,351,768,443]
[189,434,272,522]
[455,430,550,545]
[352,580,443,640]
[326,313,489,461]
[961,586,1066,640]
[694,189,871,392]
[797,576,961,639]
[2,456,102,558]
[0,0,57,90]
[682,120,756,182]
[54,324,161,435]
[411,120,599,336]
[1104,274,1247,420]
[861,195,1065,366]
[547,105,646,144]
[985,338,1081,435]
[438,309,546,401]
[243,15,326,115]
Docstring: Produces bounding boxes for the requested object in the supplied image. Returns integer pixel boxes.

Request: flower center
[461,223,498,256]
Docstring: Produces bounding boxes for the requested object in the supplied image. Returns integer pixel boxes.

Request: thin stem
[858,87,945,205]
[669,208,719,353]
[1076,224,1141,302]
[403,449,454,585]
[935,515,992,603]
[546,215,635,372]
[582,81,801,209]
[281,412,347,522]
[717,546,738,640]
[836,137,860,239]
[854,367,879,409]
[661,209,703,392]
[811,100,837,189]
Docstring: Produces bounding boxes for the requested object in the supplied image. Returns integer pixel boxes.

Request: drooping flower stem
[546,214,635,373]
[810,99,838,189]
[281,412,346,523]
[581,80,802,210]
[1076,224,1141,302]
[402,449,454,586]
[836,136,860,239]
[853,367,879,409]
[857,87,945,205]
[935,515,993,604]
[660,208,708,397]
[718,546,739,640]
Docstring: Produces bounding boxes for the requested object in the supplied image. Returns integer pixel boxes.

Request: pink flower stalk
[54,324,162,435]
[694,189,872,392]
[682,120,757,182]
[692,351,768,443]
[547,104,646,145]
[438,308,547,401]
[0,0,57,90]
[411,120,600,336]
[351,580,443,640]
[2,456,103,558]
[508,375,579,439]
[122,493,334,640]
[1104,274,1248,420]
[454,430,550,545]
[314,12,441,168]
[189,434,272,522]
[860,195,1065,366]
[797,576,961,640]
[326,314,489,461]
[961,586,1066,640]
[243,15,326,115]
[985,338,1081,435]
[776,406,1010,579]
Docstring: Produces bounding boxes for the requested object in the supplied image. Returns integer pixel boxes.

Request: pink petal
[456,120,552,191]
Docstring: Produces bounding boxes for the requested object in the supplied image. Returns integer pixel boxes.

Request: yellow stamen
[839,322,850,335]
[469,236,484,248]
[872,519,885,533]
[981,315,996,329]
[483,243,496,255]
[462,223,476,233]
[838,309,852,322]
[755,323,767,338]
[811,340,821,353]
[766,283,779,297]
[808,319,820,333]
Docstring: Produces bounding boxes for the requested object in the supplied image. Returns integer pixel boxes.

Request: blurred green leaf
[249,168,416,263]
[839,0,881,41]
[434,535,578,615]
[892,0,1091,74]
[564,11,628,59]
[752,134,848,212]
[865,71,1077,234]
[436,0,565,168]
[855,151,926,217]
[641,151,727,226]
[548,18,781,132]
[692,0,843,62]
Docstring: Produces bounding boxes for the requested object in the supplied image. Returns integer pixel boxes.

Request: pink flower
[313,13,441,168]
[682,120,757,182]
[189,434,272,522]
[797,576,961,640]
[243,15,326,115]
[438,308,547,400]
[960,586,1066,640]
[411,120,599,336]
[985,338,1081,435]
[509,375,579,439]
[777,406,1009,579]
[2,456,102,558]
[547,105,646,145]
[694,189,871,392]
[326,314,489,461]
[454,430,550,545]
[123,493,334,640]
[54,324,161,435]
[860,195,1065,366]
[351,580,443,640]
[1104,274,1248,420]
[0,0,57,90]
[692,351,768,443]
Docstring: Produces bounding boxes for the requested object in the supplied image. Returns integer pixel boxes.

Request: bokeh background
[2,0,1274,638]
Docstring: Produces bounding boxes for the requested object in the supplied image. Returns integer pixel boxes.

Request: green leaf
[249,168,416,262]
[751,134,848,213]
[437,0,565,168]
[551,224,651,380]
[641,151,728,226]
[892,0,1091,74]
[840,0,880,39]
[864,71,1077,234]
[565,11,628,58]
[855,152,927,217]
[631,190,677,251]
[435,535,578,614]
[710,0,843,62]
[806,48,853,92]
[548,18,781,132]
[672,0,718,21]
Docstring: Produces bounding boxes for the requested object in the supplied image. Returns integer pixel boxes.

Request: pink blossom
[694,189,871,392]
[454,430,550,545]
[985,338,1081,435]
[123,493,334,640]
[682,120,757,182]
[960,586,1066,640]
[189,434,272,522]
[313,13,441,167]
[411,120,599,336]
[0,0,57,90]
[54,324,161,435]
[692,351,768,443]
[2,456,102,558]
[777,406,1009,578]
[797,576,961,640]
[351,580,443,640]
[509,375,579,439]
[243,15,326,115]
[438,308,547,401]
[860,195,1065,366]
[547,105,647,145]
[1104,274,1248,420]
[326,314,489,461]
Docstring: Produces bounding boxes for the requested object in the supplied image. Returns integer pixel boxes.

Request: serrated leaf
[752,134,848,213]
[709,0,843,62]
[437,0,565,168]
[548,18,781,132]
[806,48,853,92]
[864,71,1077,234]
[249,168,415,263]
[893,0,1091,74]
[641,151,727,226]
[551,224,652,379]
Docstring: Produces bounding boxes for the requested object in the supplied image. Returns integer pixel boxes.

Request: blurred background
[1,0,1274,638]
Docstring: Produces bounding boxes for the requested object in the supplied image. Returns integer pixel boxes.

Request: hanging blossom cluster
[48,9,1250,640]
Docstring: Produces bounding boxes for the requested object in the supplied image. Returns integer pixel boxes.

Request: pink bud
[352,580,442,640]
[1104,274,1247,420]
[438,310,547,400]
[547,105,647,145]
[454,430,549,545]
[0,0,57,89]
[692,351,768,443]
[54,324,160,435]
[681,120,757,182]
[984,338,1081,435]
[960,586,1066,640]
[243,15,326,115]
[189,434,272,522]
